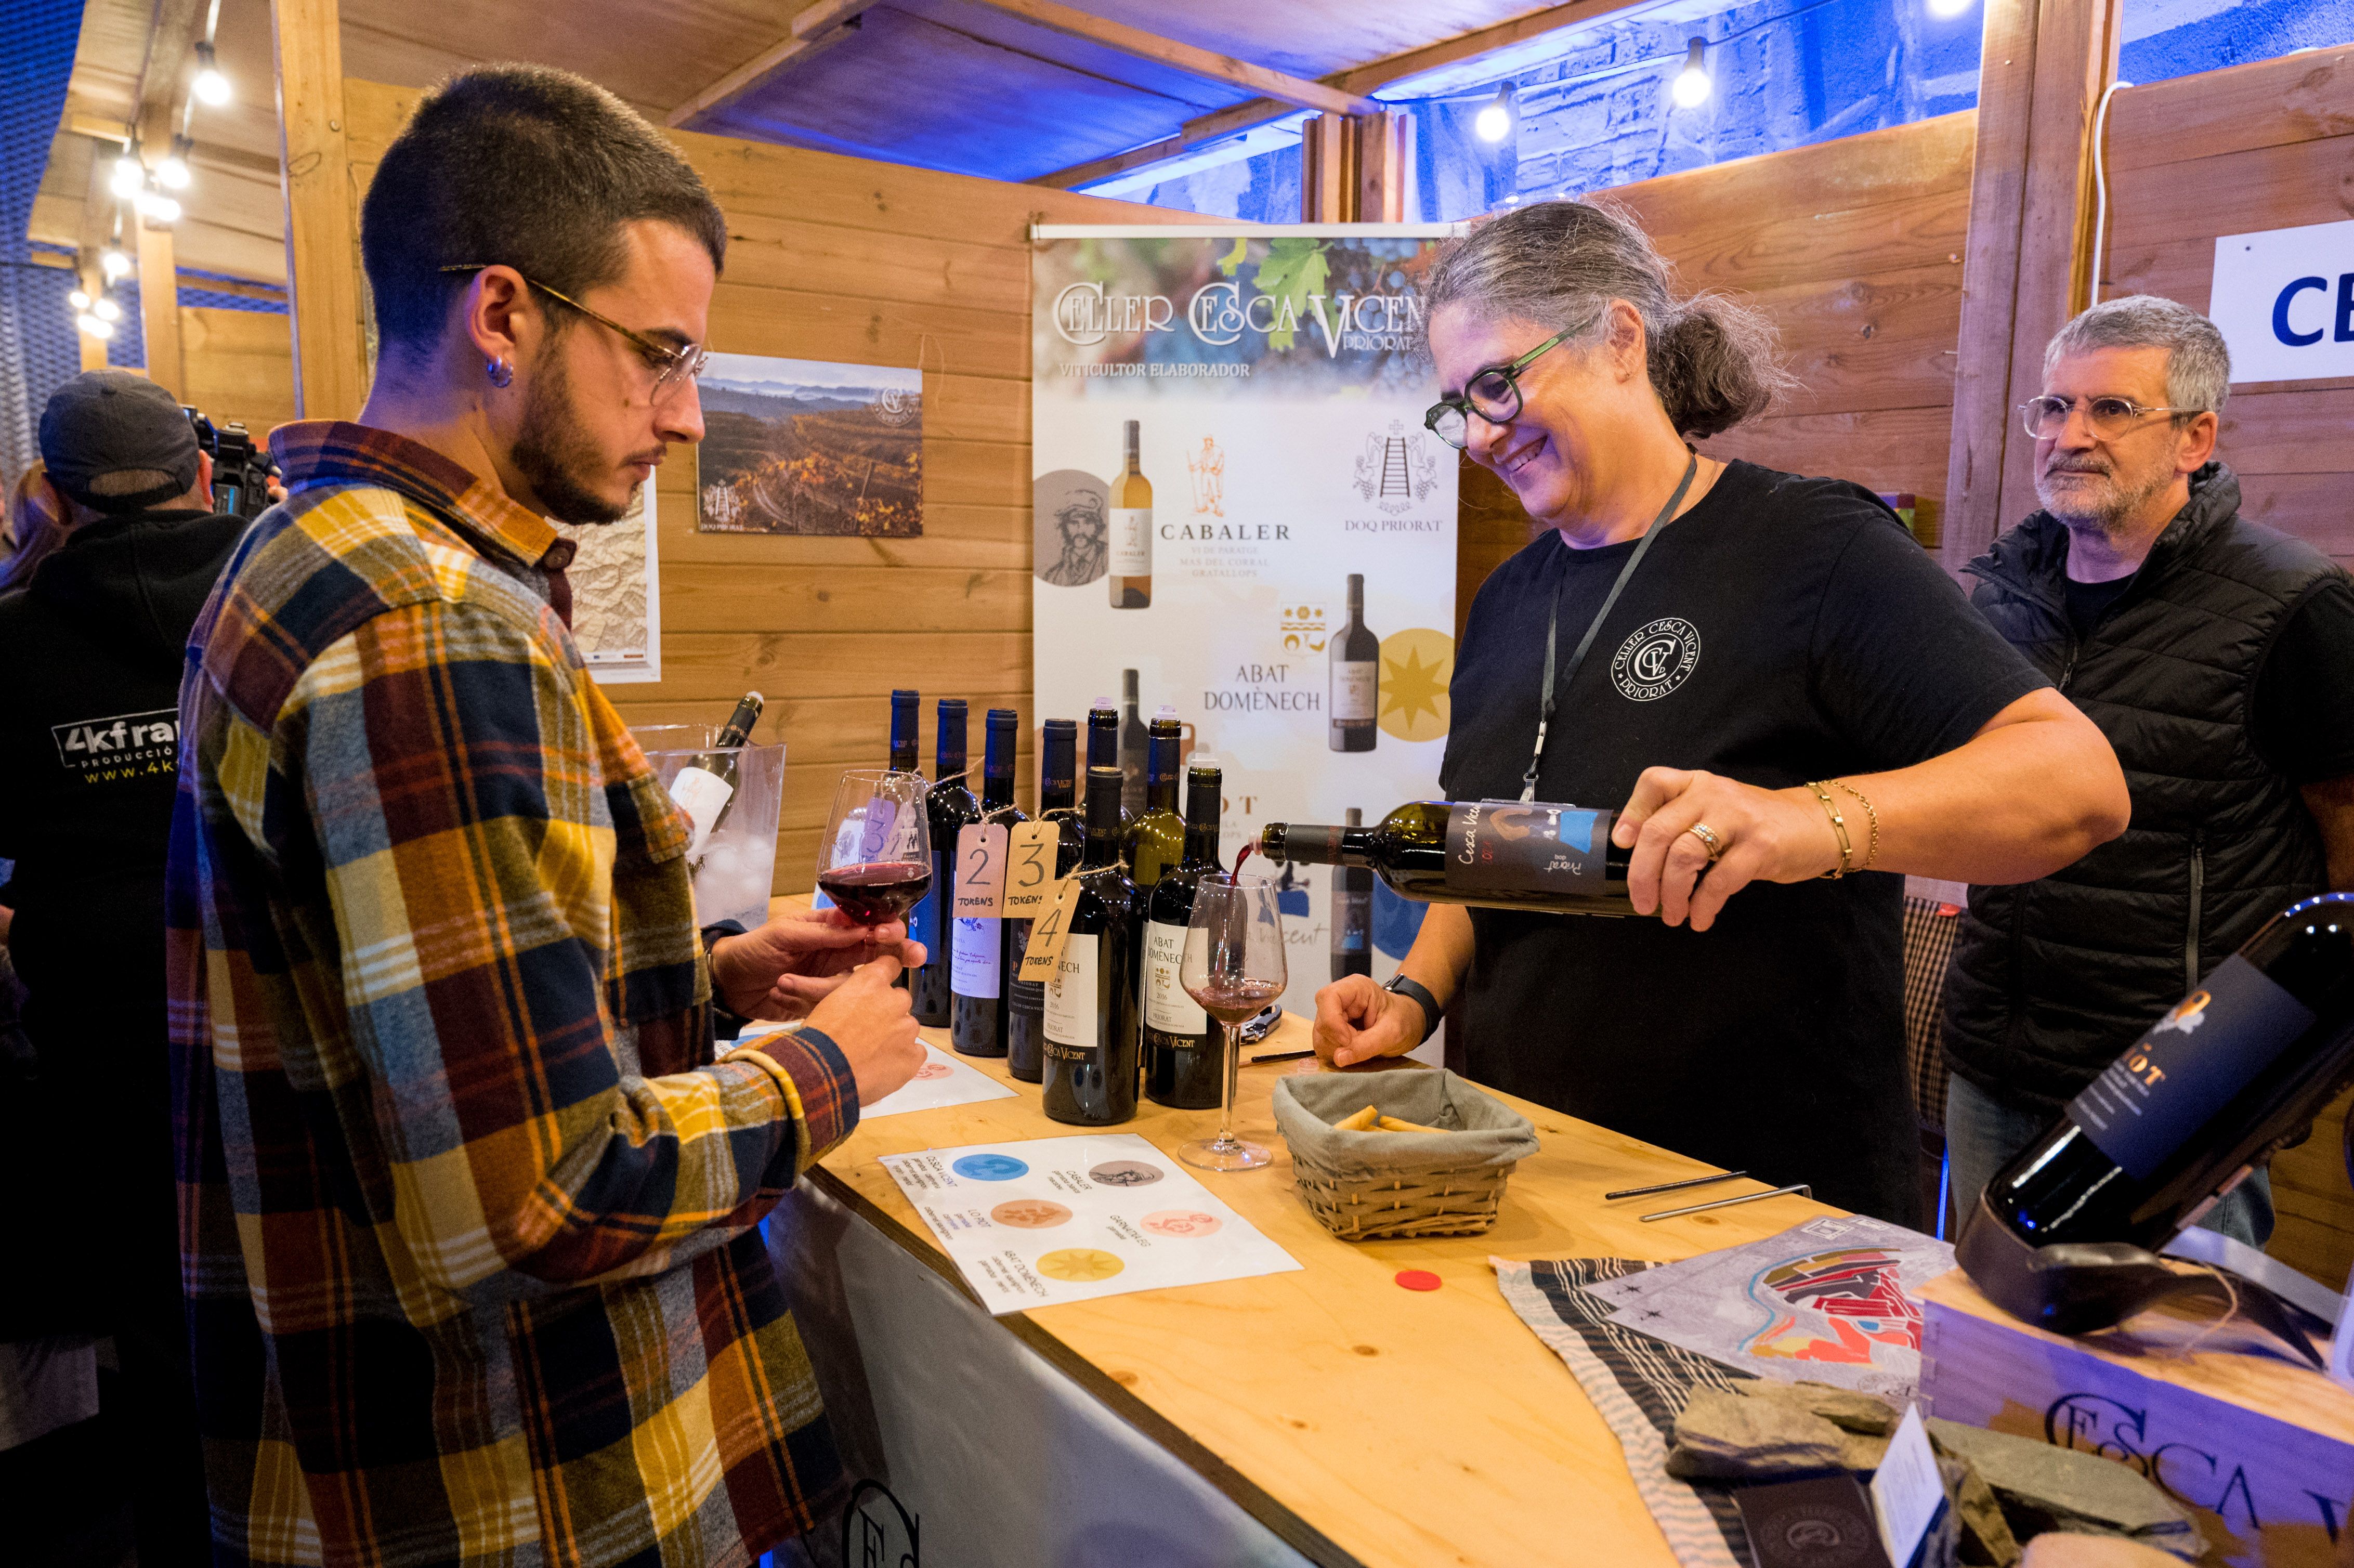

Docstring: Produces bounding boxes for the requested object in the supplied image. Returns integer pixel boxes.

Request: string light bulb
[137,190,182,224]
[94,297,123,323]
[77,314,115,341]
[1927,0,1975,15]
[158,137,193,190]
[1474,82,1515,143]
[192,41,232,106]
[101,245,132,280]
[1672,38,1712,108]
[69,288,91,310]
[110,153,144,198]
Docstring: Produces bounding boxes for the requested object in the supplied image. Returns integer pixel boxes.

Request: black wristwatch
[1383,974,1444,1046]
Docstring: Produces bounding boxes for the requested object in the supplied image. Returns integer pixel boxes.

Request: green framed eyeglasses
[439,264,709,404]
[1424,322,1586,449]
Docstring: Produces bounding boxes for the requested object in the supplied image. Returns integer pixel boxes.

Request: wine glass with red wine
[816,770,933,925]
[1177,872,1287,1172]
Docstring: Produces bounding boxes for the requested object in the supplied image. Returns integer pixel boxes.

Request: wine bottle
[1009,718,1080,1083]
[1329,573,1379,753]
[1260,799,1634,917]
[1962,896,2354,1287]
[1123,710,1186,893]
[911,700,979,1027]
[1087,700,1135,832]
[950,710,1023,1059]
[1109,420,1152,609]
[887,688,919,772]
[666,690,764,860]
[1042,766,1141,1126]
[1144,758,1225,1109]
[1118,669,1147,818]
[1331,807,1374,980]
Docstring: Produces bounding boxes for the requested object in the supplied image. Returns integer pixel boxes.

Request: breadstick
[1334,1105,1381,1132]
[1376,1114,1449,1135]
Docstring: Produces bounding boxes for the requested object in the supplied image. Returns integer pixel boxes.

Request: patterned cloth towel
[1494,1257,1758,1568]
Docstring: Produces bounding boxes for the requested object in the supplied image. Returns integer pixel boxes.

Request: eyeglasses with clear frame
[2019,394,2204,441]
[439,264,709,406]
[1424,319,1590,449]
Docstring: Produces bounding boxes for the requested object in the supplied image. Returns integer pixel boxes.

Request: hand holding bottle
[710,906,925,1020]
[803,956,925,1107]
[1311,974,1426,1068]
[1611,767,1844,930]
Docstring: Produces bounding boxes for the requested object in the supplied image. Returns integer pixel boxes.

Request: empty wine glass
[816,770,932,925]
[1178,872,1287,1172]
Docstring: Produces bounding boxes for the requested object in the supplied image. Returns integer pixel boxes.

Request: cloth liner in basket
[1271,1069,1541,1240]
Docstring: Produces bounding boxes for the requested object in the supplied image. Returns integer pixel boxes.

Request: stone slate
[1736,1378,1901,1436]
[1667,1389,1848,1480]
[1924,1420,2202,1561]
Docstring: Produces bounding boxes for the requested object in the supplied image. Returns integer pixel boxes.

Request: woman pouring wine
[1303,202,2130,1225]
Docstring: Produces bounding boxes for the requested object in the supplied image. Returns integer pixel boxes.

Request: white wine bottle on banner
[1109,420,1152,609]
[1329,573,1379,752]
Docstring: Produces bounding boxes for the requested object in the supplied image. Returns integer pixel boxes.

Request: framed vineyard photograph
[694,353,923,537]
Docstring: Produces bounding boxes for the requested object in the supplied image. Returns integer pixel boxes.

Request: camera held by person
[185,407,281,519]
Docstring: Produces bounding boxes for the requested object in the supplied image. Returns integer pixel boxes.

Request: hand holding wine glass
[1178,873,1287,1172]
[816,770,933,924]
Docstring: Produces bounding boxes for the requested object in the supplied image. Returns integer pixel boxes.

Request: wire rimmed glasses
[2018,394,2202,441]
[438,263,710,406]
[1176,873,1288,1173]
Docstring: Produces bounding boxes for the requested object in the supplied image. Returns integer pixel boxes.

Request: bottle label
[668,765,734,858]
[908,854,942,953]
[1332,661,1378,722]
[1444,801,1614,896]
[1044,933,1100,1046]
[2068,953,2316,1181]
[1008,921,1041,1004]
[1334,891,1371,953]
[1144,920,1207,1035]
[951,917,1002,999]
[1111,508,1152,576]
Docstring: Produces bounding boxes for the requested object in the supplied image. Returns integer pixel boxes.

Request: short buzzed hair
[2045,295,2231,416]
[361,64,726,360]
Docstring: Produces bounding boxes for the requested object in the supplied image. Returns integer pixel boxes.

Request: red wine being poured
[1231,843,1254,881]
[1187,976,1284,1026]
[815,860,932,925]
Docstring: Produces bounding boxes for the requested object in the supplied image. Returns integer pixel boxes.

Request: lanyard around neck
[1521,451,1700,803]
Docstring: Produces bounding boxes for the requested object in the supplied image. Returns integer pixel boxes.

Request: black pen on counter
[1249,1048,1316,1063]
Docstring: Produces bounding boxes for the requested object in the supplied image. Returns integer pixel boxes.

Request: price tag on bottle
[954,822,1009,918]
[1002,822,1061,917]
[1017,874,1083,982]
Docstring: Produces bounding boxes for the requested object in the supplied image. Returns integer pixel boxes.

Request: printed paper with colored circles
[878,1133,1301,1313]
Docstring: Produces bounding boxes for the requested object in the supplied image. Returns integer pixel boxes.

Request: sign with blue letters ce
[2209,219,2354,382]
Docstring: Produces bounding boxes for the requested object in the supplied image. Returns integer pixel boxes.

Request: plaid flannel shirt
[168,422,854,1567]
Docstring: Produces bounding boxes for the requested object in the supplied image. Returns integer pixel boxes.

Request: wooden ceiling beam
[1033,0,1648,189]
[134,0,209,152]
[666,0,878,127]
[960,0,1379,117]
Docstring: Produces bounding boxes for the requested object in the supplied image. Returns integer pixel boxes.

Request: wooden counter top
[806,1005,1842,1568]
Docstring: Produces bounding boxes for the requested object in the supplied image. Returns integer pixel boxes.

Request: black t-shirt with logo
[1438,461,2049,1224]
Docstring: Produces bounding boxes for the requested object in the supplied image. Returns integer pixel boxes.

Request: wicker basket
[1271,1070,1541,1241]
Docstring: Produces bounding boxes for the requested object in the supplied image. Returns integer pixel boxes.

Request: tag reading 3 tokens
[1002,821,1062,918]
[954,821,1009,918]
[1016,875,1082,982]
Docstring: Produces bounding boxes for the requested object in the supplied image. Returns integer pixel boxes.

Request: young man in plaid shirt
[167,66,924,1566]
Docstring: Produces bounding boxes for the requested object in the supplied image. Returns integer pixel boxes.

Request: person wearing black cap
[0,368,251,1564]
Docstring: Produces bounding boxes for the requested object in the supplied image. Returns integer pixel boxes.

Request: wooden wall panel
[179,306,299,436]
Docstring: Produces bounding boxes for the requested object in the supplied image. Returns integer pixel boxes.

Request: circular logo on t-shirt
[1610,617,1701,701]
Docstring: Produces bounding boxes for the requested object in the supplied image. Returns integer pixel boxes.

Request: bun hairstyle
[1424,200,1789,439]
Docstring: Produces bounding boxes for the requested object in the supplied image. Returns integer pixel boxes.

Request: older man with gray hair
[1943,294,2354,1247]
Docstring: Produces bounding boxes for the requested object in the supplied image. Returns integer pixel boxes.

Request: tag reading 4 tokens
[1016,875,1084,982]
[1001,821,1062,918]
[954,822,1009,918]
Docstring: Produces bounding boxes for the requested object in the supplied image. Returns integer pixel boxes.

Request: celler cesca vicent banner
[1031,224,1461,1017]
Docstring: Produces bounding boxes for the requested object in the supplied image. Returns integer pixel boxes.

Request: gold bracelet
[1807,781,1853,879]
[1830,779,1880,870]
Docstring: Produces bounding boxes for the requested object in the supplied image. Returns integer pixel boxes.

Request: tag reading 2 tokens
[1002,821,1061,918]
[1016,876,1082,982]
[954,822,1009,918]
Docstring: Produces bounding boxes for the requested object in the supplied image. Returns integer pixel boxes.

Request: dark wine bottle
[1329,573,1379,752]
[911,700,979,1027]
[1963,896,2354,1286]
[1261,799,1633,916]
[666,690,764,861]
[1042,766,1141,1126]
[1331,807,1374,979]
[1008,718,1079,1083]
[1123,710,1186,893]
[1118,669,1148,819]
[887,688,919,773]
[950,709,1023,1059]
[1144,758,1225,1109]
[1087,700,1135,833]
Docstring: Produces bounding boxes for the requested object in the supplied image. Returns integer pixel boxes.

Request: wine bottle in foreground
[1144,757,1225,1109]
[911,700,979,1028]
[1042,766,1141,1126]
[950,709,1023,1059]
[887,688,919,773]
[1087,700,1135,833]
[1960,894,2354,1332]
[1331,807,1373,979]
[1009,718,1080,1083]
[1124,710,1185,893]
[1260,799,1633,917]
[665,690,764,861]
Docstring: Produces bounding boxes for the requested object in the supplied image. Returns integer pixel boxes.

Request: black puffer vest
[1943,463,2340,1110]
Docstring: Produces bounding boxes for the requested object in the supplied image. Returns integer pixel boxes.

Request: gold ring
[1685,823,1725,862]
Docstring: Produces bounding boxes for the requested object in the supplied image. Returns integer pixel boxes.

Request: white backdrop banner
[1031,224,1460,1015]
[2209,218,2354,384]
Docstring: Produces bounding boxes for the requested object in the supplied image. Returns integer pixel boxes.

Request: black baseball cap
[38,370,202,513]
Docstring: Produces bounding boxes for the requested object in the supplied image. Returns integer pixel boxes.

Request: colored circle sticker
[1036,1248,1126,1283]
[1376,628,1455,743]
[952,1153,1030,1181]
[1395,1270,1442,1292]
[1088,1159,1165,1187]
[914,1061,954,1080]
[1141,1209,1222,1238]
[990,1200,1072,1229]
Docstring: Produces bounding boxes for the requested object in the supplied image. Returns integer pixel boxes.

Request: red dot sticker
[1394,1270,1442,1292]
